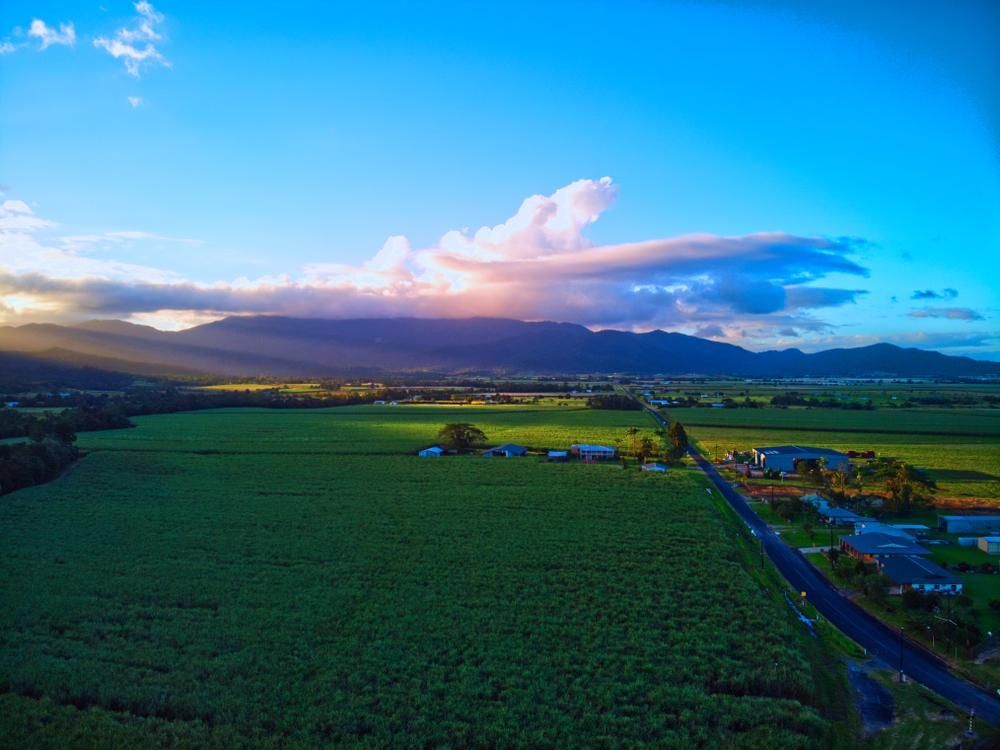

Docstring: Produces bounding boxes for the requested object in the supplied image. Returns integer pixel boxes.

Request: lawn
[0,405,831,748]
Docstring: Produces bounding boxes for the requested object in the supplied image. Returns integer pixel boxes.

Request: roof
[880,555,960,586]
[854,522,913,538]
[821,507,863,520]
[484,443,527,453]
[841,533,929,556]
[941,515,1000,522]
[574,444,615,452]
[981,536,1000,543]
[642,462,668,470]
[419,445,444,453]
[547,450,568,457]
[753,445,848,457]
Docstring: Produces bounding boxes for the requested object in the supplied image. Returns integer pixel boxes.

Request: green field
[0,406,831,748]
[665,409,1000,502]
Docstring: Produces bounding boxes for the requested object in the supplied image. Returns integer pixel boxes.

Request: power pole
[898,626,905,682]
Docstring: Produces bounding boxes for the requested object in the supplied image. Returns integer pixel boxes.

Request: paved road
[646,407,1000,726]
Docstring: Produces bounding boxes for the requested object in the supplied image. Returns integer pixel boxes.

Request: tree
[436,423,487,453]
[667,422,688,460]
[638,436,655,464]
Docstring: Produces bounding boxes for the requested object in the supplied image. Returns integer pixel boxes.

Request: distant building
[546,450,569,462]
[819,507,864,527]
[853,521,915,539]
[373,400,386,405]
[641,462,668,472]
[840,533,929,563]
[571,444,616,461]
[418,446,445,457]
[751,445,850,474]
[482,444,528,457]
[878,556,962,596]
[801,493,829,511]
[978,536,1000,555]
[4,401,19,408]
[939,516,1000,534]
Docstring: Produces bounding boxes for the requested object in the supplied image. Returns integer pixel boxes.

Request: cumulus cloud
[911,288,958,300]
[0,178,877,339]
[28,19,76,49]
[909,307,985,321]
[94,1,169,77]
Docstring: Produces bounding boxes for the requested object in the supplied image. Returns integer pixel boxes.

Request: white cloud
[0,179,877,342]
[27,19,76,49]
[93,1,169,77]
[127,96,143,108]
[0,41,17,55]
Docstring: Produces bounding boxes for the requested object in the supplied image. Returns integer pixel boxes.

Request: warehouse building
[751,445,850,473]
[939,516,1000,534]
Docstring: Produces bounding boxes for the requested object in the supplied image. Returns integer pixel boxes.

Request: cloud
[0,178,875,339]
[909,307,985,321]
[0,41,16,55]
[0,200,53,232]
[127,96,143,108]
[94,1,169,77]
[28,19,76,49]
[911,288,958,300]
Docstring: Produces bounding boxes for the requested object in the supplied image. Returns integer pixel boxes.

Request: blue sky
[1,1,997,357]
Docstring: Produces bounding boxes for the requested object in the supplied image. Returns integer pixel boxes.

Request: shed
[641,462,668,472]
[546,450,569,462]
[751,445,850,473]
[482,444,528,458]
[418,446,445,457]
[939,516,1000,534]
[978,536,1000,555]
[819,507,864,526]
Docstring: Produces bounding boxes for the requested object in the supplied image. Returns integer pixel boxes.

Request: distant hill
[0,316,996,378]
[0,350,139,391]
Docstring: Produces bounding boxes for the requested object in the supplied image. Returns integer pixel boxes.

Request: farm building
[641,462,668,472]
[482,444,528,457]
[840,533,929,563]
[878,556,962,596]
[546,450,569,462]
[751,445,850,473]
[939,516,1000,534]
[418,446,445,457]
[853,521,915,539]
[978,536,1000,555]
[801,493,829,511]
[571,444,616,461]
[819,507,864,526]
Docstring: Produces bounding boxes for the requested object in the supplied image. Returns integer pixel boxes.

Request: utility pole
[898,626,905,682]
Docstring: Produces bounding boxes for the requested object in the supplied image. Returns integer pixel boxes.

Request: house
[819,507,864,526]
[571,444,616,461]
[888,524,929,537]
[546,450,569,462]
[751,445,850,473]
[853,521,914,539]
[978,536,1000,555]
[939,515,1000,534]
[482,444,528,457]
[878,556,962,596]
[641,462,668,472]
[418,446,445,457]
[840,533,929,563]
[647,399,669,406]
[373,400,386,405]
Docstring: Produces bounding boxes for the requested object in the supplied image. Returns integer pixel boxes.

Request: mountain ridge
[0,316,995,378]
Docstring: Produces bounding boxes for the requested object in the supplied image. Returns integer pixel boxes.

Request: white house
[571,444,616,461]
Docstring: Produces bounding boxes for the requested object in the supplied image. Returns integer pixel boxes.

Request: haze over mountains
[0,316,996,379]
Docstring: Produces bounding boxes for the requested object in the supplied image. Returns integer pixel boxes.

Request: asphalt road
[646,407,1000,726]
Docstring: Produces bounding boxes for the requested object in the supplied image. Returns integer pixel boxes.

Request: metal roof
[879,555,959,586]
[841,533,929,556]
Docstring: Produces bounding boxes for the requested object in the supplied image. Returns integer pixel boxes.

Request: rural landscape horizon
[2,1,999,748]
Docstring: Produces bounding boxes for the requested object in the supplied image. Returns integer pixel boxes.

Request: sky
[1,1,998,358]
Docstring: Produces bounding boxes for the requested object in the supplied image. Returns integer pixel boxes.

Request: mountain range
[0,316,996,379]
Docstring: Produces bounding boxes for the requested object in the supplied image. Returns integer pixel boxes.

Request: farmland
[0,405,830,748]
[663,407,1000,502]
